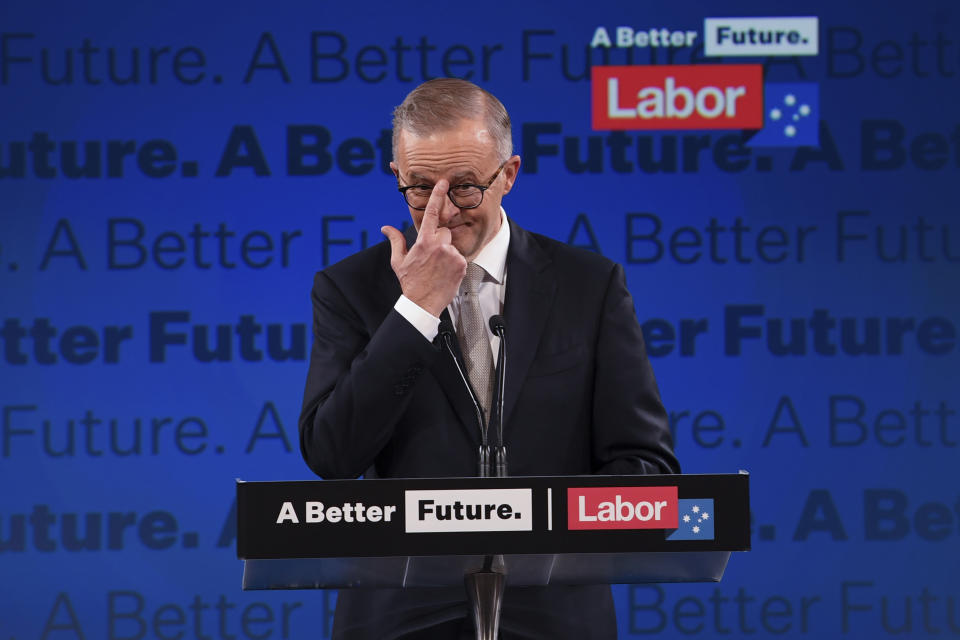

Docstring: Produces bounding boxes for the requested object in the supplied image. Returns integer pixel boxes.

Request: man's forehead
[395,123,498,178]
[397,119,493,149]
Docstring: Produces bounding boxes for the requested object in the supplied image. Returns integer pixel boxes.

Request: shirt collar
[470,207,510,284]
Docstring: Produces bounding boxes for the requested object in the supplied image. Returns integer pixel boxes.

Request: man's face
[391,118,520,261]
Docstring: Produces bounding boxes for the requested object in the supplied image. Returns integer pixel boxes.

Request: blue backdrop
[2,1,958,638]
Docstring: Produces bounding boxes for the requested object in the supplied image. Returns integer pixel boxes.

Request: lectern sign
[567,486,678,530]
[237,475,748,559]
[404,489,534,533]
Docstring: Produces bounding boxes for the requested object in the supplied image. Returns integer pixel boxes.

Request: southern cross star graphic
[667,499,715,541]
[746,83,820,148]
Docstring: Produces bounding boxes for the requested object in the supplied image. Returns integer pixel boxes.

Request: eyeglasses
[397,162,506,210]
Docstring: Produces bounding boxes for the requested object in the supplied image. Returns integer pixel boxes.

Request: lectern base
[464,556,506,640]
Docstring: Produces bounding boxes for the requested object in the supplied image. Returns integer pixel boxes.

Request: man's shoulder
[308,239,398,321]
[315,238,393,286]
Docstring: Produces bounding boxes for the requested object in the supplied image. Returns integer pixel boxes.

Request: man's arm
[299,272,441,479]
[299,181,466,479]
[591,263,680,475]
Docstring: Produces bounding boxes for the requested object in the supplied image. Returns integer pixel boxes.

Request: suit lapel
[432,309,483,446]
[502,219,556,438]
[395,226,481,445]
[386,222,554,447]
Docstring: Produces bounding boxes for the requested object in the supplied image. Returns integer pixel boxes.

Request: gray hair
[392,78,513,162]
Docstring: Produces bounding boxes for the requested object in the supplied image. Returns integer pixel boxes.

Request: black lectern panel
[237,472,749,589]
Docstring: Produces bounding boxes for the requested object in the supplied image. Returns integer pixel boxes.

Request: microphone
[439,320,490,477]
[488,315,508,477]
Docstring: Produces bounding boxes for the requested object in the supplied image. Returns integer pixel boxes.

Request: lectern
[237,473,749,639]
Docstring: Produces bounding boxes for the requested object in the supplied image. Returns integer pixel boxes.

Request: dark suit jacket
[299,219,679,639]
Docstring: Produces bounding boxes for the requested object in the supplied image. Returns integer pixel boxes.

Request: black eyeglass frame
[396,162,507,210]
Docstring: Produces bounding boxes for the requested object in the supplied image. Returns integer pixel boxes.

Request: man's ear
[389,161,399,179]
[501,155,521,195]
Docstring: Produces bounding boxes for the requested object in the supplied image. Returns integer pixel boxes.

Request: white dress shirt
[394,208,509,362]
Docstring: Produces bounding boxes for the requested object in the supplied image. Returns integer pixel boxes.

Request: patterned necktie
[457,262,494,420]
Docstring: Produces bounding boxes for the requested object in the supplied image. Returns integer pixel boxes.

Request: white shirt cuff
[394,295,441,342]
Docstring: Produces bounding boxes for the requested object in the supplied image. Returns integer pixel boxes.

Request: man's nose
[437,191,461,223]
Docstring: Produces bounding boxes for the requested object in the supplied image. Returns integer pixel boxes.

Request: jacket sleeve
[590,263,681,476]
[298,270,441,479]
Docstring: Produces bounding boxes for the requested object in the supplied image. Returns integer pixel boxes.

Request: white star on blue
[667,499,715,541]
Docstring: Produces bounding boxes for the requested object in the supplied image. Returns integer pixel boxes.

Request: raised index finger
[418,179,448,236]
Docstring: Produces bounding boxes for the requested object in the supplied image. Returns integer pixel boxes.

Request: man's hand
[381,179,467,317]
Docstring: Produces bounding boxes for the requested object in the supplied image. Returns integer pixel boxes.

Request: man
[299,78,679,639]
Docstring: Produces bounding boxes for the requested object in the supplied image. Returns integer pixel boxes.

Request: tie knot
[462,262,485,295]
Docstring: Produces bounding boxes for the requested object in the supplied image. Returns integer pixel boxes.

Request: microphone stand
[439,315,509,640]
[489,315,508,478]
[439,323,490,477]
[465,315,509,640]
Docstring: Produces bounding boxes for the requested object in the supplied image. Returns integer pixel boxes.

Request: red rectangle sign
[567,486,679,530]
[592,64,764,130]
